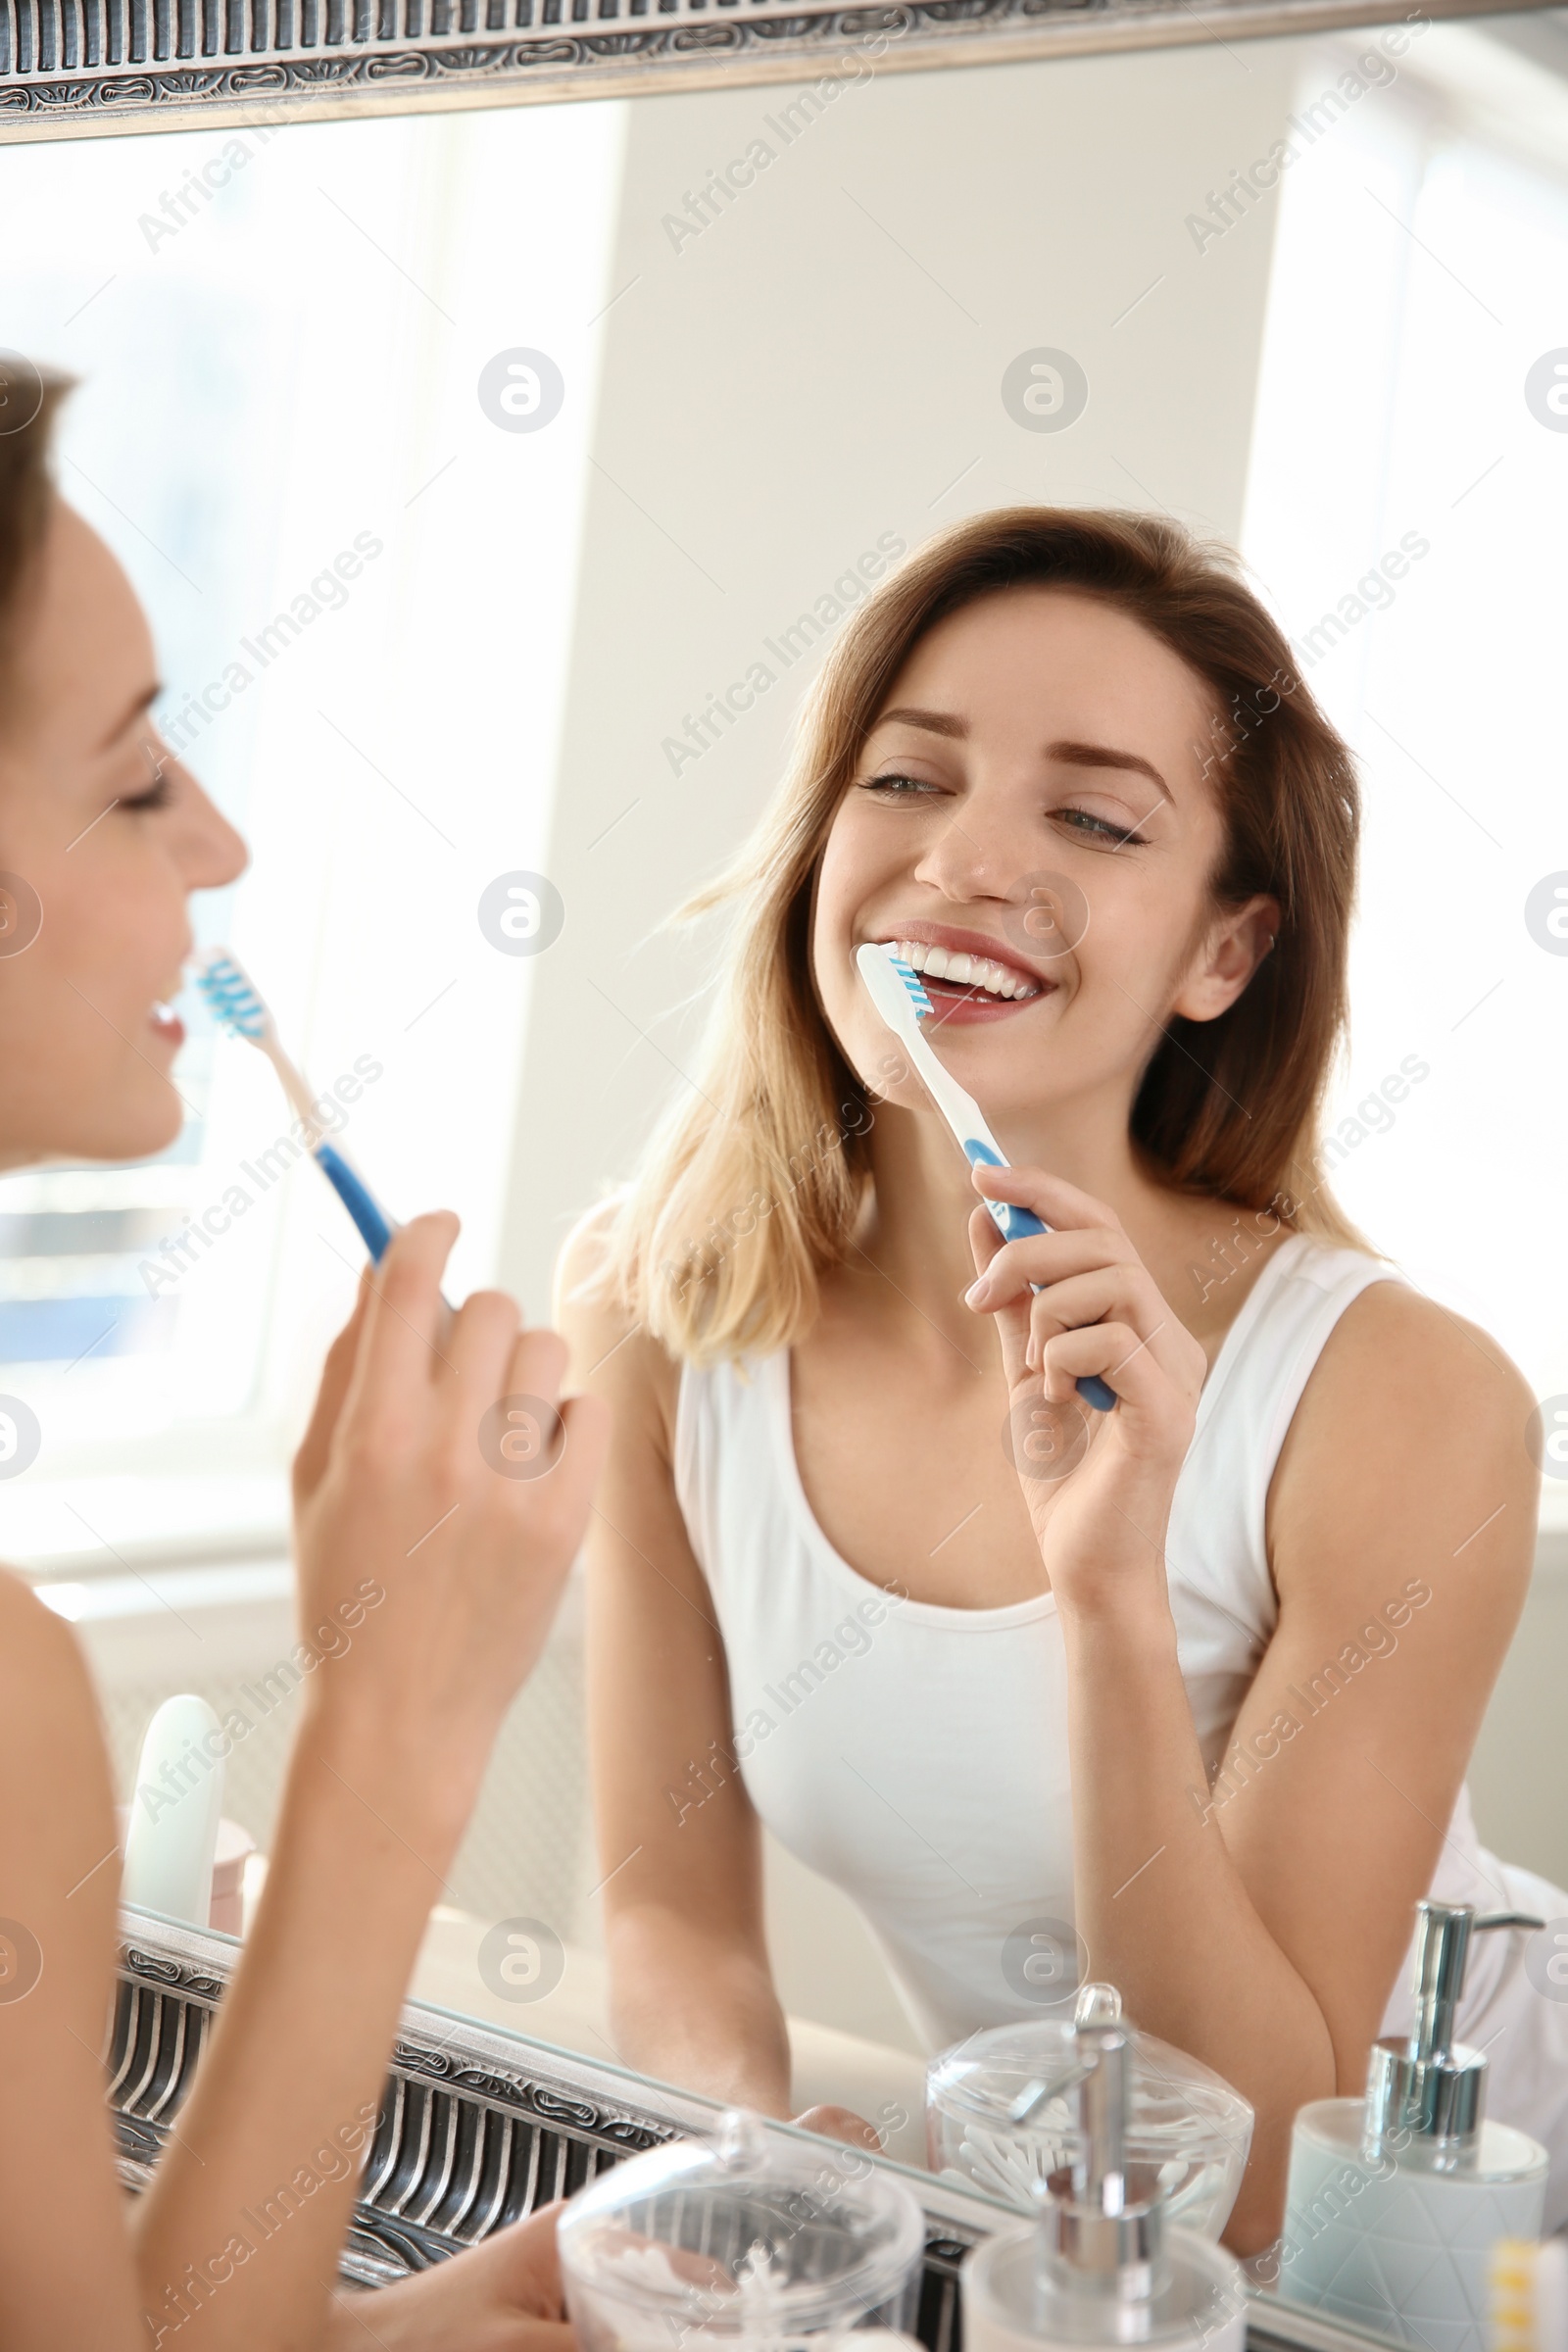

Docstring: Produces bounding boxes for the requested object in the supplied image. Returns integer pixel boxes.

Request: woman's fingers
[967,1205,1034,1388]
[969,1249,1176,1373]
[293,1264,373,1502]
[966,1199,1005,1281]
[324,2205,572,2347]
[970,1158,1125,1238]
[443,1285,525,1423]
[965,1223,1135,1309]
[1039,1319,1175,1411]
[963,1165,1206,1427]
[1020,1267,1192,1383]
[344,1211,461,1425]
[792,2103,883,2152]
[477,2201,567,2317]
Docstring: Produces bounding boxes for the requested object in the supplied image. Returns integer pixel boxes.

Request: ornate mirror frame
[0,0,1544,142]
[113,1908,1396,2352]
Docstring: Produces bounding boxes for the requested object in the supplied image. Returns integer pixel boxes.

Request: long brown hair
[605,506,1364,1364]
[0,368,72,708]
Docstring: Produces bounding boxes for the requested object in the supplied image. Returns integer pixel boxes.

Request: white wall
[495,34,1305,1318]
[494,24,1568,2024]
[494,33,1308,2031]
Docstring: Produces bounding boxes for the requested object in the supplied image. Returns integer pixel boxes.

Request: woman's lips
[149,1000,185,1049]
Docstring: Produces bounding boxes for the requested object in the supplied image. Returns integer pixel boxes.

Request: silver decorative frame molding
[110,1910,1403,2352]
[0,0,1546,141]
[111,1909,1000,2332]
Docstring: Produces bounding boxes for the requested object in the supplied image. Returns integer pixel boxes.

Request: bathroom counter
[236,1855,931,2167]
[408,1902,932,2168]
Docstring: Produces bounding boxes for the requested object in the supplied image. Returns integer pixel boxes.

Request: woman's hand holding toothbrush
[962,1162,1205,1622]
[292,1209,608,1826]
[134,1216,610,2351]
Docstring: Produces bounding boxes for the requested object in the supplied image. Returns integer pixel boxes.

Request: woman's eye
[860,771,944,799]
[1054,805,1148,849]
[120,747,175,812]
[120,774,174,814]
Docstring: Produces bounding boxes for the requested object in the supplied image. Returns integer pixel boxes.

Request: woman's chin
[74,1091,186,1167]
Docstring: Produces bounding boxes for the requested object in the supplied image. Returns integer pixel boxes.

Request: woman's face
[811,585,1276,1141]
[0,499,247,1169]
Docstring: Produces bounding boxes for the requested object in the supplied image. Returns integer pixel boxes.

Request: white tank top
[673,1232,1568,2227]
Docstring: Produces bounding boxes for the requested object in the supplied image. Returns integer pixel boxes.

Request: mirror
[8,4,1568,2343]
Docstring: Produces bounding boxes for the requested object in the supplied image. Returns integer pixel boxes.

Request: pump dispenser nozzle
[1365,1902,1544,2159]
[1280,1900,1550,2346]
[1036,2022,1187,2303]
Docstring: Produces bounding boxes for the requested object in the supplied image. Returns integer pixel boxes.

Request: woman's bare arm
[557,1211,792,2113]
[968,1165,1535,2254]
[0,1574,144,2350]
[129,1215,606,2346]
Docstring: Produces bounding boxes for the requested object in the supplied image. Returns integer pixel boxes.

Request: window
[1240,22,1568,1519]
[0,101,627,1568]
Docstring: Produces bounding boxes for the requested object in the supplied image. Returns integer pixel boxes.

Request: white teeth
[152,1000,174,1021]
[891,939,1038,1002]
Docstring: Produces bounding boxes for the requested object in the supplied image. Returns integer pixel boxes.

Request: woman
[0,378,606,2346]
[560,506,1564,2253]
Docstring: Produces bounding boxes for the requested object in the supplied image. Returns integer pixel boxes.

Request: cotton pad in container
[558,2107,927,2352]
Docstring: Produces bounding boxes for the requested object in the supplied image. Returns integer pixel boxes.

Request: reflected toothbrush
[855,941,1116,1413]
[194,948,395,1262]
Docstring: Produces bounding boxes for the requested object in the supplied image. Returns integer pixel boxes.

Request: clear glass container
[558,2110,927,2352]
[927,2005,1252,2238]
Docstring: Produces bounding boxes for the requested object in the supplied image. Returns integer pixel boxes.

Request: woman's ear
[1169,893,1281,1024]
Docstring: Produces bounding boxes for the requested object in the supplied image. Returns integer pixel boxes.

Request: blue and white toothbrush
[194,948,395,1263]
[856,942,1116,1413]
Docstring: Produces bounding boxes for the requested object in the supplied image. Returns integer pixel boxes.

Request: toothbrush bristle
[195,949,270,1042]
[887,952,933,1020]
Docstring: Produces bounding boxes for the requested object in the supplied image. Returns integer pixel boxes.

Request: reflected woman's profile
[558,506,1566,2256]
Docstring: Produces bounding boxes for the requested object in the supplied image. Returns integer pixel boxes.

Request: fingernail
[964,1278,990,1307]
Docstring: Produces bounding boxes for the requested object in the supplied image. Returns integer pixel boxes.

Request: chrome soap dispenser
[1278,1900,1548,2352]
[962,2018,1247,2352]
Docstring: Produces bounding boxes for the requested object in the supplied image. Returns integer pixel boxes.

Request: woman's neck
[858,1095,1149,1298]
[847,1096,1278,1362]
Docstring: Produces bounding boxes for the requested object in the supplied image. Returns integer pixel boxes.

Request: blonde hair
[605,506,1366,1366]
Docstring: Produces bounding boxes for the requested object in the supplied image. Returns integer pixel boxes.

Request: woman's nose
[910,804,1020,903]
[173,763,250,892]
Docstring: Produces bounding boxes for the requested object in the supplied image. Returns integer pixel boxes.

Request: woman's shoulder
[1310,1267,1534,1423]
[554,1194,683,1435]
[0,1566,102,1776]
[1271,1260,1537,1588]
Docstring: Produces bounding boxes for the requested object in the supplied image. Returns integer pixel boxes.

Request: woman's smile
[862,918,1056,1026]
[149,996,185,1049]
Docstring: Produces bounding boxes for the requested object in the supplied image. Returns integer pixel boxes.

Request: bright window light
[1241,28,1568,1521]
[0,101,627,1562]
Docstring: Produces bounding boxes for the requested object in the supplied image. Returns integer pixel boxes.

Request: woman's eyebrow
[872,708,1172,803]
[96,681,162,754]
[875,704,966,740]
[1050,738,1172,805]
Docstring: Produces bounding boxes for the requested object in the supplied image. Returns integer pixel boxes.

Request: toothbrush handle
[315,1143,395,1263]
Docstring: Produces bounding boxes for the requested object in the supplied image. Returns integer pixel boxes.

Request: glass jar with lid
[927,1984,1252,2239]
[559,2108,928,2352]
